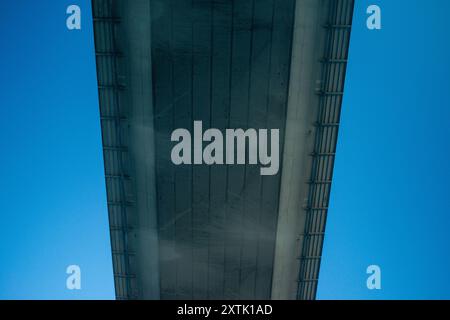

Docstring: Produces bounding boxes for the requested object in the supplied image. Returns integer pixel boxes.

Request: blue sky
[0,0,114,299]
[0,0,449,300]
[318,0,450,300]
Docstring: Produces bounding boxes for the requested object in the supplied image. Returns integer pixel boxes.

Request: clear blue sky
[0,0,449,300]
[318,0,450,300]
[0,0,114,299]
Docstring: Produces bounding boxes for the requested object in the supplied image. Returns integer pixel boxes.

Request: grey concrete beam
[119,0,161,300]
[271,0,330,300]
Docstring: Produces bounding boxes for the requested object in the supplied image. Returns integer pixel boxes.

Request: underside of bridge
[92,0,354,300]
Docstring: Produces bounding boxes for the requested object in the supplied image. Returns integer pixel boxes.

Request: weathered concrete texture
[150,0,295,300]
[272,0,329,300]
[92,0,354,300]
[119,0,161,300]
